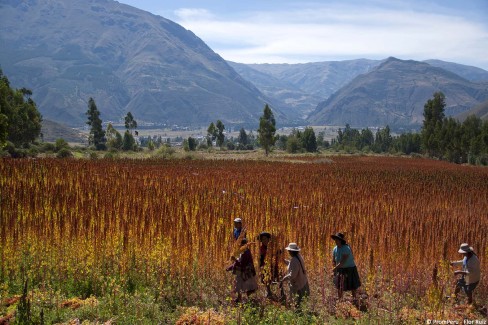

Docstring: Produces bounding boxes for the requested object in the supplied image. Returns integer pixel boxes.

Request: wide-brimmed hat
[331,232,346,244]
[258,232,271,240]
[458,243,474,254]
[285,243,301,252]
[234,217,242,223]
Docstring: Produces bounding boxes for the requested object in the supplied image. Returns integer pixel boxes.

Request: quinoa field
[0,156,487,324]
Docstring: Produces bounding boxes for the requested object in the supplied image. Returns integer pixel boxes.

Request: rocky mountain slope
[0,0,277,127]
[307,57,488,128]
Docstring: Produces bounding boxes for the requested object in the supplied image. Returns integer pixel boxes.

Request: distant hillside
[424,60,488,82]
[308,57,488,128]
[41,119,86,143]
[0,0,280,127]
[229,59,381,119]
[456,100,488,121]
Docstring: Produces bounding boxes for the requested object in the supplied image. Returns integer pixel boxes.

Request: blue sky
[118,0,488,69]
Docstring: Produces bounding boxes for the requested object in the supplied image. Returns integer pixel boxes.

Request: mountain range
[0,0,279,127]
[308,58,488,128]
[1,0,488,129]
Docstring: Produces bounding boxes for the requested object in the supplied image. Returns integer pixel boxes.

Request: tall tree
[0,70,42,147]
[207,122,216,147]
[421,92,445,157]
[122,130,136,151]
[0,114,7,149]
[187,137,197,151]
[302,127,317,152]
[124,112,137,133]
[215,120,225,147]
[106,123,122,149]
[257,104,276,156]
[86,97,106,150]
[238,128,248,146]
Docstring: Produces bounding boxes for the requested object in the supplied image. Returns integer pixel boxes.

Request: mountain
[307,57,488,128]
[0,0,278,127]
[228,59,381,119]
[456,100,488,121]
[41,120,86,142]
[424,60,488,82]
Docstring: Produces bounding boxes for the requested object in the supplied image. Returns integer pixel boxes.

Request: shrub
[41,142,56,152]
[56,148,73,158]
[55,138,69,152]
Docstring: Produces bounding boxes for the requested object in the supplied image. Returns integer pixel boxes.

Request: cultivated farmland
[0,157,486,323]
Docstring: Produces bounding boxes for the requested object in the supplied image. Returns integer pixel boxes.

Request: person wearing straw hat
[280,243,310,309]
[450,243,480,304]
[331,232,361,301]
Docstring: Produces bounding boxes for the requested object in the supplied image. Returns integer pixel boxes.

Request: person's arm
[281,258,298,282]
[454,270,467,275]
[450,260,463,266]
[332,247,350,271]
[226,256,237,272]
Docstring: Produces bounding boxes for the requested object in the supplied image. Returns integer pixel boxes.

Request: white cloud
[174,8,214,21]
[172,4,488,69]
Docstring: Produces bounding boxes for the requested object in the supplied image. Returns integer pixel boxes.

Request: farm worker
[233,217,244,240]
[257,232,276,298]
[280,243,310,309]
[331,232,361,302]
[450,243,480,304]
[226,238,258,303]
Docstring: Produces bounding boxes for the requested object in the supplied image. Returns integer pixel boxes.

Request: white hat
[458,243,474,254]
[285,243,301,252]
[234,217,242,223]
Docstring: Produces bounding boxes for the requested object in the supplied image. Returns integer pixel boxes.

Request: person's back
[287,254,308,293]
[460,253,480,284]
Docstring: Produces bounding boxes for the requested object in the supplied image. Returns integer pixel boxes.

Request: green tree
[392,133,421,154]
[55,138,69,152]
[373,125,392,153]
[188,137,197,151]
[360,128,374,149]
[207,122,216,147]
[124,112,137,133]
[0,70,42,147]
[257,104,276,156]
[106,123,122,149]
[275,134,288,151]
[461,115,483,160]
[86,98,106,150]
[286,135,301,153]
[216,120,225,147]
[301,127,317,152]
[122,130,136,151]
[238,128,248,146]
[0,113,7,149]
[421,92,445,157]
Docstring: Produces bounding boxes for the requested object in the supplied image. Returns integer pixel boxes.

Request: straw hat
[458,243,474,254]
[285,243,301,252]
[234,217,242,223]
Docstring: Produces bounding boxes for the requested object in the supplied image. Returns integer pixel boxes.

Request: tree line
[322,92,488,165]
[1,67,487,164]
